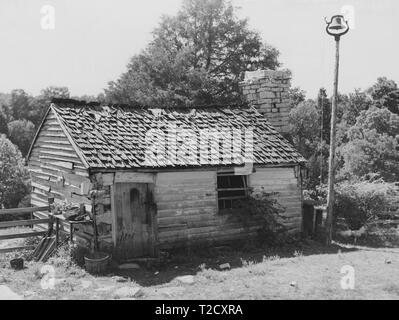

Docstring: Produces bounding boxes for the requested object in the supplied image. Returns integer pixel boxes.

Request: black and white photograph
[0,0,398,305]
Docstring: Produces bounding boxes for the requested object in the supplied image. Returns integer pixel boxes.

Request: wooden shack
[27,99,305,260]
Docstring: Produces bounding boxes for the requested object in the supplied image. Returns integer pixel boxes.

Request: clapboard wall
[155,167,302,248]
[249,167,302,233]
[27,108,93,244]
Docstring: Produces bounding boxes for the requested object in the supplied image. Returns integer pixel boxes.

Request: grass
[1,235,399,299]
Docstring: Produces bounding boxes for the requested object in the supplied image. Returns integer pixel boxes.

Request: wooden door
[113,182,157,260]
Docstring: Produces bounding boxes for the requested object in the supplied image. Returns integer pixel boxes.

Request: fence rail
[0,206,51,216]
[0,218,50,229]
[0,205,53,254]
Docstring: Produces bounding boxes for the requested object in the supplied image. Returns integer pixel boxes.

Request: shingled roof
[33,100,305,169]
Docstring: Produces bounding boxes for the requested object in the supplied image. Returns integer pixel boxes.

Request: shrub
[47,242,90,268]
[334,180,398,230]
[235,189,289,245]
[0,135,29,211]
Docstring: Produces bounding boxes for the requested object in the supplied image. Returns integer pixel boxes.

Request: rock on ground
[113,286,143,299]
[155,286,185,297]
[175,275,195,285]
[219,263,231,270]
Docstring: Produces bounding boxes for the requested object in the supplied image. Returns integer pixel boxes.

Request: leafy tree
[7,120,36,157]
[9,89,34,121]
[289,100,319,159]
[0,135,29,208]
[288,87,306,109]
[338,106,399,181]
[0,105,9,135]
[30,86,70,126]
[368,77,399,115]
[106,0,281,107]
[341,89,373,126]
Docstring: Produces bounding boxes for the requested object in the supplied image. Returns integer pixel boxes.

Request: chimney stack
[240,70,292,134]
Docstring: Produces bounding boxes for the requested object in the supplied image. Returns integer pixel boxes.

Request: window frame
[216,172,249,213]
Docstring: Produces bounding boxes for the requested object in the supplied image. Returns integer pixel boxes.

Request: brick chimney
[240,70,291,134]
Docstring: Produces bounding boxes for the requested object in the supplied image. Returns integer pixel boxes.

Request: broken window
[217,173,248,212]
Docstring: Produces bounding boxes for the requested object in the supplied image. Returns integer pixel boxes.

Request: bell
[329,16,345,30]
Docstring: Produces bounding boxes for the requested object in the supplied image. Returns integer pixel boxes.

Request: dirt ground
[1,237,399,300]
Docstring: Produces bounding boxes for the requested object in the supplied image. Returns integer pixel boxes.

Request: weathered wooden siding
[155,171,259,248]
[249,167,302,233]
[28,109,93,244]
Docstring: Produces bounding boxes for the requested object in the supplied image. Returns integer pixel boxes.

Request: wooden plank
[31,182,51,193]
[157,200,217,211]
[102,173,114,186]
[0,246,36,253]
[157,171,214,184]
[0,231,47,240]
[0,218,50,228]
[0,206,50,215]
[63,172,90,185]
[114,172,155,184]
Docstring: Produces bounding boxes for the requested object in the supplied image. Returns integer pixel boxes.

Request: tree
[339,106,399,181]
[9,89,34,121]
[289,100,319,159]
[288,87,306,109]
[7,120,36,157]
[0,105,9,135]
[30,86,70,126]
[0,135,29,208]
[368,77,399,114]
[106,0,281,107]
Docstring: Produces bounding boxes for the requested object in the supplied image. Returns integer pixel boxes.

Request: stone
[118,263,140,270]
[113,286,143,299]
[0,285,22,300]
[175,275,195,285]
[156,286,185,297]
[112,275,129,283]
[290,281,298,287]
[259,91,275,99]
[23,290,36,297]
[219,263,231,270]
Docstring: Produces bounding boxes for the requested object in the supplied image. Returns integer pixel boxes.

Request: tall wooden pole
[325,37,340,245]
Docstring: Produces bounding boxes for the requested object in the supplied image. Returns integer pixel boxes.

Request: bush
[0,134,29,211]
[235,189,289,245]
[334,180,398,230]
[47,242,90,268]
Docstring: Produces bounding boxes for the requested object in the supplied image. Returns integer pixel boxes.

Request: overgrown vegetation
[289,76,399,234]
[235,190,290,245]
[334,180,398,230]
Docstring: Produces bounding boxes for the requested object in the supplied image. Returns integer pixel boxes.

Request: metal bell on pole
[329,16,346,30]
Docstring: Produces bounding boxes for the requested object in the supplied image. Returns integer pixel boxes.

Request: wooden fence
[0,206,52,253]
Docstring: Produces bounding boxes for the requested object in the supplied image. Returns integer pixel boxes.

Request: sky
[0,0,398,99]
